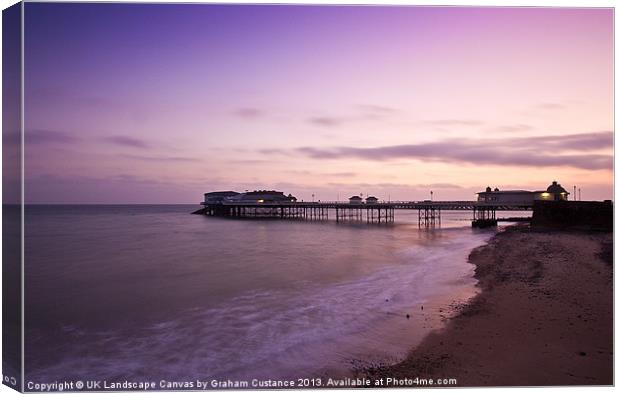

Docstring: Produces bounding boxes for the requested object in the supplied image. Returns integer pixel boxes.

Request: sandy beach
[362,225,613,386]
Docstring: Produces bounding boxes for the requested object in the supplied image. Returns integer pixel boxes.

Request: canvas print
[2,2,614,391]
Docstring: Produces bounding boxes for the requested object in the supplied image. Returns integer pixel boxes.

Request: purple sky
[21,4,613,203]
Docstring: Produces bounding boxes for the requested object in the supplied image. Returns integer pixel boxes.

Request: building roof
[204,191,240,196]
[478,181,569,196]
[546,181,568,194]
[349,196,362,200]
[245,190,285,196]
[477,190,532,195]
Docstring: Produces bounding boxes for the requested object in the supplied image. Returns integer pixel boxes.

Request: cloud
[226,159,277,165]
[494,124,534,133]
[415,183,464,189]
[103,135,149,148]
[120,154,199,162]
[25,129,79,144]
[306,105,397,128]
[24,173,208,204]
[526,131,612,151]
[234,108,262,119]
[259,148,288,155]
[325,181,464,190]
[423,119,484,126]
[263,131,613,171]
[323,172,358,177]
[286,170,358,177]
[308,116,344,127]
[538,102,565,110]
[27,87,118,110]
[357,104,397,114]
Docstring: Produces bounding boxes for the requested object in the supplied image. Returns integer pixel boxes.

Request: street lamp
[430,190,433,201]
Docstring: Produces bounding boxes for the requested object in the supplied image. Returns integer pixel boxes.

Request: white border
[0,2,616,394]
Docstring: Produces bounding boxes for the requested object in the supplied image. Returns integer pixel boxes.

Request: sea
[22,205,529,384]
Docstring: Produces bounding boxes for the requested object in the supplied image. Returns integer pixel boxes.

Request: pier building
[203,190,296,205]
[348,196,363,204]
[477,181,569,203]
[365,196,379,204]
[204,191,240,203]
[236,190,297,203]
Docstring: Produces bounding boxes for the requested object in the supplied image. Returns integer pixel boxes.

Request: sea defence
[531,200,613,231]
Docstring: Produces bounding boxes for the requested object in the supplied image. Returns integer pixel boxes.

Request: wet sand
[362,226,613,386]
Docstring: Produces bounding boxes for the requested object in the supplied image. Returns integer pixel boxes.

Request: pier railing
[201,200,533,210]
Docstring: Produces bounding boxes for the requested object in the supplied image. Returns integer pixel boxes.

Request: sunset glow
[22,4,613,203]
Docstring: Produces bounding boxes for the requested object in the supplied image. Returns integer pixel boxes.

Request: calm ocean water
[23,205,528,383]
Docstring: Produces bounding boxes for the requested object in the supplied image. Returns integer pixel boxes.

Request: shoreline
[360,225,613,386]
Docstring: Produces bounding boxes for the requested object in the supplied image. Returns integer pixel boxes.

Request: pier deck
[195,200,533,226]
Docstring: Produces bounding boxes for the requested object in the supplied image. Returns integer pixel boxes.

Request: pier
[194,200,533,227]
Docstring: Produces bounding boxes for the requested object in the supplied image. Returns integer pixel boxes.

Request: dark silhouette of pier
[194,200,533,227]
